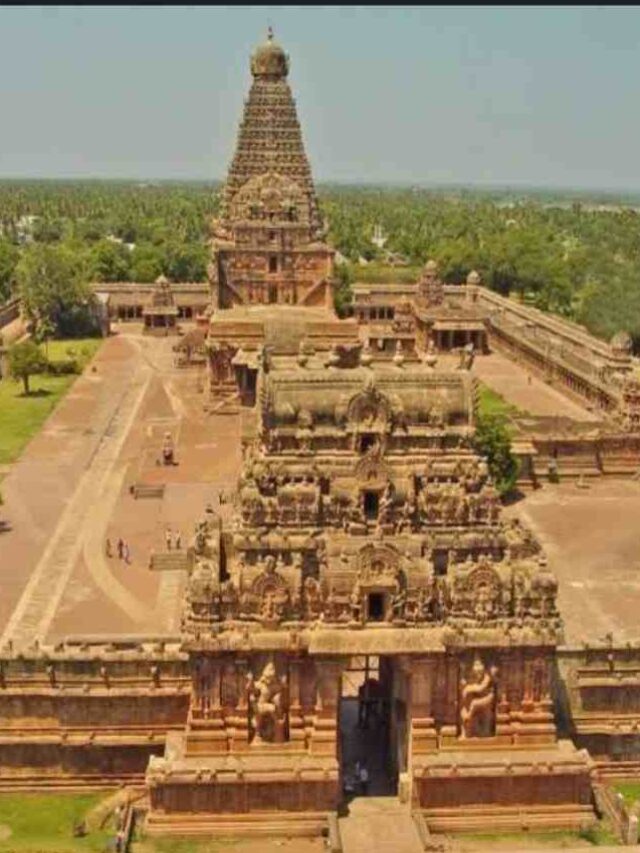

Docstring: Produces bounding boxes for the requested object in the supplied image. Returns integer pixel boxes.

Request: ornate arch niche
[356,543,406,623]
[229,172,309,227]
[342,378,393,455]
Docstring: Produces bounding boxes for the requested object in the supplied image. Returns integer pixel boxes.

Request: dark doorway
[433,549,449,576]
[359,433,377,454]
[363,491,379,520]
[367,593,385,622]
[268,284,278,304]
[339,656,396,801]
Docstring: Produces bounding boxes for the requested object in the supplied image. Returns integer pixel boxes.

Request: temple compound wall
[0,643,189,789]
[91,281,209,323]
[353,266,640,481]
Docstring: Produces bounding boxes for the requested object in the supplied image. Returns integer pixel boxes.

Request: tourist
[105,538,112,558]
[165,527,172,550]
[359,763,370,795]
[117,538,124,560]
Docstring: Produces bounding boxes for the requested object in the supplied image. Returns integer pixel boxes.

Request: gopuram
[143,31,593,837]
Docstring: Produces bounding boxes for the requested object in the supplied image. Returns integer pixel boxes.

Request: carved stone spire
[208,32,334,312]
[219,30,323,236]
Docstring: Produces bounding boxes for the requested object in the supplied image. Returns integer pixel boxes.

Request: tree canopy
[1,179,640,349]
[8,339,47,395]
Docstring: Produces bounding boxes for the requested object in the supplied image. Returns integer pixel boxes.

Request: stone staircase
[149,551,189,572]
[132,483,165,499]
[339,797,424,853]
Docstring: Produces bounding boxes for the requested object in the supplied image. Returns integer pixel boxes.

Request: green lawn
[456,822,618,848]
[476,382,523,420]
[0,792,115,852]
[0,338,102,465]
[613,780,640,807]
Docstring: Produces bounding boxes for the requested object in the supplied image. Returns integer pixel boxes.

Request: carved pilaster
[410,657,438,754]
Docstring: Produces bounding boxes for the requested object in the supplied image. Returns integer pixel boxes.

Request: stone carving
[247,661,288,744]
[460,657,498,739]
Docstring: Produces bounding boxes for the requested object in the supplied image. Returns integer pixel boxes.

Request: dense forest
[1,180,640,347]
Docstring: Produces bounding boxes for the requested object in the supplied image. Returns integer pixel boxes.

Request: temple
[144,31,593,838]
[6,27,640,849]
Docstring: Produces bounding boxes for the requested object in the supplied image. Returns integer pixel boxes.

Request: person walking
[105,538,112,558]
[165,526,172,551]
[359,763,370,795]
[117,538,124,560]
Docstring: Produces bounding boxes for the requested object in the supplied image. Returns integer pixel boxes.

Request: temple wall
[557,645,640,776]
[0,650,190,786]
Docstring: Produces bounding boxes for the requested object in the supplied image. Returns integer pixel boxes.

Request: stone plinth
[145,731,338,836]
[414,740,595,833]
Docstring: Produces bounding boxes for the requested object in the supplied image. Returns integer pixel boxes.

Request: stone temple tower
[209,29,334,311]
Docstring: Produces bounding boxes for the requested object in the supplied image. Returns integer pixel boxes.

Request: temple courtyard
[1,333,639,648]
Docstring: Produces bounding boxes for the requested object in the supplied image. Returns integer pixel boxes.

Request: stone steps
[144,809,329,837]
[339,797,424,853]
[0,774,145,793]
[149,551,189,572]
[422,803,595,834]
[132,483,165,499]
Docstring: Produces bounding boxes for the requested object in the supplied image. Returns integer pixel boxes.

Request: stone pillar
[409,656,438,756]
[228,657,251,752]
[309,657,342,757]
[288,656,306,748]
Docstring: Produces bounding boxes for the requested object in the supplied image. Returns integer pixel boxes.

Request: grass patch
[351,263,422,284]
[613,780,640,807]
[132,837,252,853]
[476,383,522,420]
[456,821,618,847]
[0,792,115,852]
[0,337,102,465]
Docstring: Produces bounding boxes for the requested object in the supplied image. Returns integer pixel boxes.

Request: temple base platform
[413,739,596,834]
[145,731,339,837]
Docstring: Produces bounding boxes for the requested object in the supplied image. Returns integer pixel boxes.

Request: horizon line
[0,175,640,197]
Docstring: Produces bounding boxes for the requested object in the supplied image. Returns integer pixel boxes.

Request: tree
[130,243,163,282]
[333,262,353,318]
[8,339,47,395]
[0,239,20,302]
[89,239,131,282]
[473,412,519,497]
[17,243,94,338]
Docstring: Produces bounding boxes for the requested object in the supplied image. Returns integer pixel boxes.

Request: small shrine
[143,275,179,336]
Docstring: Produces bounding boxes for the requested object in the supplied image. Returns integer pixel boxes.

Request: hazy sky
[1,5,639,189]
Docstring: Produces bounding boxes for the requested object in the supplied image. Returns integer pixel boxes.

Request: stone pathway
[339,797,423,853]
[1,355,153,648]
[472,351,600,422]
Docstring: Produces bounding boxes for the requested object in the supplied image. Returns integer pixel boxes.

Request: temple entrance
[339,656,406,800]
[363,491,379,520]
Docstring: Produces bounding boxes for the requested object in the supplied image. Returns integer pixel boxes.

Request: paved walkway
[1,329,243,645]
[1,347,154,646]
[339,798,423,853]
[505,479,640,644]
[472,351,600,422]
